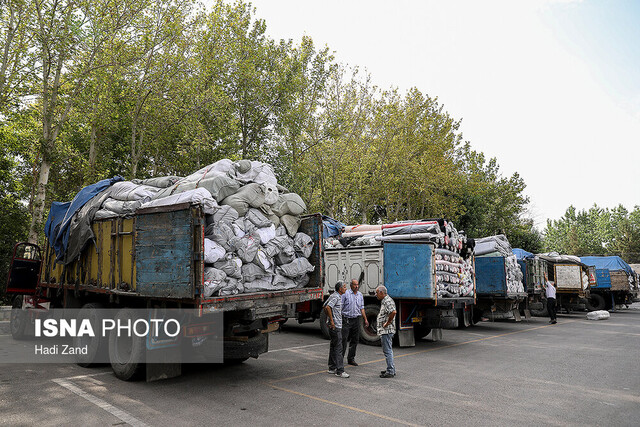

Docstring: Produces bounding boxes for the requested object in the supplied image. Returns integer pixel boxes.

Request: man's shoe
[551,321,557,324]
[335,372,350,378]
[380,372,395,378]
[381,370,387,375]
[348,360,359,366]
[327,369,336,374]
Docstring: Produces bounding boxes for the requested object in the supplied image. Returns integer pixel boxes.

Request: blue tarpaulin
[322,215,345,239]
[512,248,534,260]
[579,256,634,275]
[45,176,123,261]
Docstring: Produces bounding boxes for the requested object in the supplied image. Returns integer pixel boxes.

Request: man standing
[375,286,396,378]
[341,278,369,366]
[325,282,349,378]
[543,273,557,324]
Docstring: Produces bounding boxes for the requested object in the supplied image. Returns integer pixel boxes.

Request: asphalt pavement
[1,305,639,426]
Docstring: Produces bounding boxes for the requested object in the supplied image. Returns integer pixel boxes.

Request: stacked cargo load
[475,235,524,294]
[48,159,315,298]
[324,219,475,299]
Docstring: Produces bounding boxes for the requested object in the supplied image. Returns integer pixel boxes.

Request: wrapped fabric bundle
[214,256,242,279]
[219,278,240,296]
[221,183,265,216]
[229,160,278,186]
[263,183,279,205]
[278,258,315,278]
[204,238,226,264]
[204,267,227,297]
[475,235,512,257]
[293,274,310,288]
[206,222,236,251]
[233,232,261,263]
[281,214,301,237]
[242,263,270,282]
[382,222,440,236]
[254,249,274,272]
[132,176,182,188]
[586,310,610,320]
[197,175,241,202]
[272,274,296,290]
[264,235,293,258]
[103,199,143,215]
[212,205,239,225]
[243,277,276,292]
[110,181,158,202]
[139,188,218,214]
[94,209,119,220]
[246,208,272,228]
[294,233,314,258]
[271,193,306,217]
[260,205,280,227]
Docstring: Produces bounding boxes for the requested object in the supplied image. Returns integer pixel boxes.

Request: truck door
[383,242,434,298]
[6,243,42,294]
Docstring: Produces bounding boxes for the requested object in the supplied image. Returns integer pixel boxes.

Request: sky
[247,0,640,227]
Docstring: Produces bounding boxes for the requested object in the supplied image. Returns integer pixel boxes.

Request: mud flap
[398,328,415,347]
[146,346,182,382]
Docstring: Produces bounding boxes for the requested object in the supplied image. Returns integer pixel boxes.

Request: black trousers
[547,297,557,321]
[328,327,344,373]
[341,317,360,361]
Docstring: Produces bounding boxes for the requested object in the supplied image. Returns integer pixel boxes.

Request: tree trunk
[28,157,51,244]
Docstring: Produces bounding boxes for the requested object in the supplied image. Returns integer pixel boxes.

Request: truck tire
[75,303,107,367]
[10,295,27,340]
[586,293,606,311]
[109,308,145,381]
[359,304,381,346]
[319,309,330,340]
[530,300,548,317]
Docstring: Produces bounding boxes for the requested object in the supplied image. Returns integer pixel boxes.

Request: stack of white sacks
[94,159,315,298]
[475,235,524,294]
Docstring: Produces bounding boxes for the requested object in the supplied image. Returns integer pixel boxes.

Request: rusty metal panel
[135,207,194,299]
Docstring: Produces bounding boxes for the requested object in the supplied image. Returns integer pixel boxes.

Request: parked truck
[288,240,476,347]
[580,256,638,310]
[473,256,527,322]
[513,249,549,316]
[7,203,324,381]
[530,253,591,314]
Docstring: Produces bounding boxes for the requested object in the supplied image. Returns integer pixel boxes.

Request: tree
[0,0,34,110]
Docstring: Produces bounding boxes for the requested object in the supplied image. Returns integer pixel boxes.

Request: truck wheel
[109,308,145,381]
[530,300,548,317]
[414,324,431,339]
[359,305,381,346]
[75,303,107,367]
[319,310,330,340]
[10,295,27,340]
[585,293,606,311]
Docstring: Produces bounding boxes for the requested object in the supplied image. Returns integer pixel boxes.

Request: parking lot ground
[1,305,639,426]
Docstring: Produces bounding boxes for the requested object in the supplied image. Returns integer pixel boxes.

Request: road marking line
[267,342,329,353]
[52,378,149,427]
[54,372,112,381]
[271,320,577,383]
[268,383,422,427]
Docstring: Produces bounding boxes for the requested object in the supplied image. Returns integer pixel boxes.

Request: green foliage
[544,204,640,263]
[0,0,541,264]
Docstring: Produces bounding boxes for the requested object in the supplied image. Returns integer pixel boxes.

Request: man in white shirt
[543,273,557,324]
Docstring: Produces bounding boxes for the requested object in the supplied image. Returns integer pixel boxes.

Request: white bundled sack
[139,188,218,214]
[254,249,273,272]
[102,198,143,215]
[204,238,226,264]
[280,214,301,237]
[243,277,275,293]
[278,257,315,278]
[263,183,279,205]
[212,205,239,224]
[242,263,270,282]
[263,234,292,257]
[586,310,610,320]
[214,255,242,279]
[271,193,306,217]
[229,160,278,186]
[256,224,276,245]
[245,208,272,228]
[294,232,314,258]
[206,222,236,251]
[204,267,227,297]
[233,232,261,263]
[272,274,296,290]
[110,181,158,202]
[219,278,240,296]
